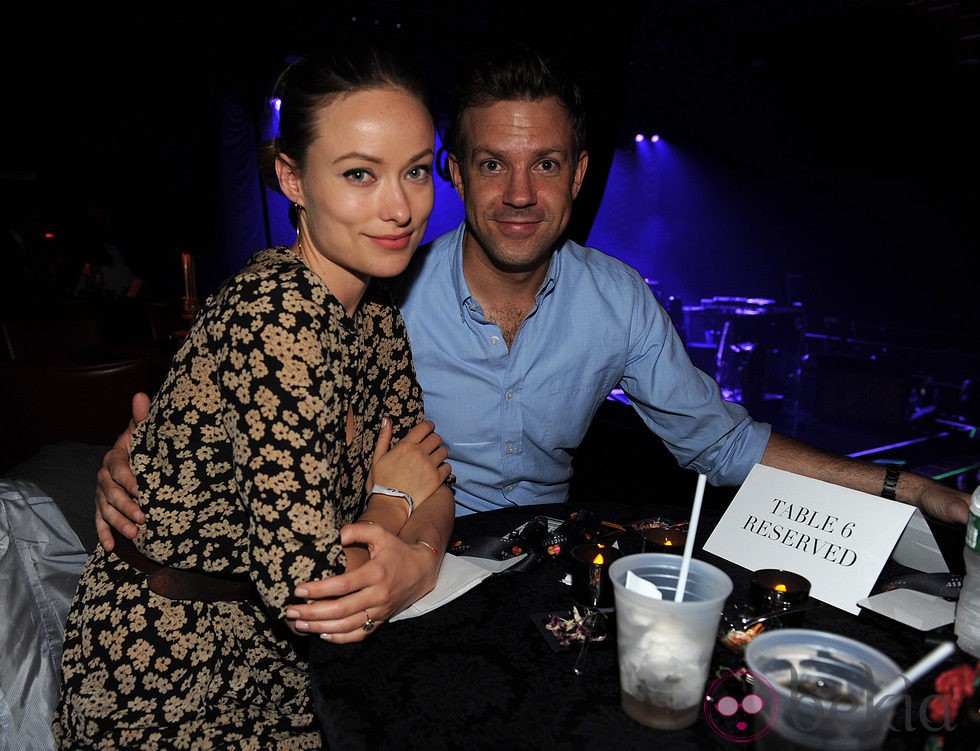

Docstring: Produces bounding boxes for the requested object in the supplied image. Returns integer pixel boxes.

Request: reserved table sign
[704,464,947,614]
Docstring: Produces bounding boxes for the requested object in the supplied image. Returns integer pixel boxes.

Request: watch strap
[881,466,901,501]
[369,484,415,517]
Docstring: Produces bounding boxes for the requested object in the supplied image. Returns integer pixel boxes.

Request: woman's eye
[343,169,373,183]
[407,165,432,180]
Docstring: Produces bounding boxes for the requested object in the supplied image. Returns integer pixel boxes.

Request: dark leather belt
[111,529,259,603]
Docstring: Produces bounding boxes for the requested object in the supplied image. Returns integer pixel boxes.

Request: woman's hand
[368,418,452,514]
[284,521,440,643]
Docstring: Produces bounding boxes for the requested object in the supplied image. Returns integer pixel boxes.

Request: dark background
[4,0,977,333]
[2,1,978,436]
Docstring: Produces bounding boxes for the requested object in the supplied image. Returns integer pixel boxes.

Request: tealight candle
[570,543,623,609]
[750,569,811,625]
[630,517,690,556]
[641,527,689,554]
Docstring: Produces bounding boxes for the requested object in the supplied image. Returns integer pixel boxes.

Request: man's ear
[447,155,465,201]
[571,150,589,200]
[275,154,303,205]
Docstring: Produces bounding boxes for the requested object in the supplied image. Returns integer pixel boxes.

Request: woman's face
[287,86,435,285]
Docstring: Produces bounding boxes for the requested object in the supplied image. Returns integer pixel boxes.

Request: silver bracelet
[368,484,415,517]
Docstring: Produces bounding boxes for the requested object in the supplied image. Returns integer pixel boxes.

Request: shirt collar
[449,222,561,313]
[447,223,472,314]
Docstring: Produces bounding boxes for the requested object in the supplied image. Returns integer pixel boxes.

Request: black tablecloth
[309,498,966,750]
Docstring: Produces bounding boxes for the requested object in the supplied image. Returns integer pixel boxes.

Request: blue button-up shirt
[394,223,771,514]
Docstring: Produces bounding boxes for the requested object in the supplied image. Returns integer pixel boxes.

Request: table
[309,498,967,750]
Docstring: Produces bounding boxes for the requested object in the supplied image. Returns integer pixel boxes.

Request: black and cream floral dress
[54,246,425,750]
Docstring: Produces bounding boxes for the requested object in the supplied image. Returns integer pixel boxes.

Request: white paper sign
[703,464,947,615]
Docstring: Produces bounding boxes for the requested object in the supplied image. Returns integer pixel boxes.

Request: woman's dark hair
[447,42,586,161]
[258,36,430,223]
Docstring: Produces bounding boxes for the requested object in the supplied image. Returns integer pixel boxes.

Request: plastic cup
[744,629,903,750]
[609,553,733,730]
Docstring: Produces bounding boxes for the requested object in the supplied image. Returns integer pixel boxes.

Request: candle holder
[630,517,689,555]
[750,569,811,625]
[640,527,688,554]
[570,543,623,609]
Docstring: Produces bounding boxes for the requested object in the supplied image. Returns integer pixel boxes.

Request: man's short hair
[447,42,587,160]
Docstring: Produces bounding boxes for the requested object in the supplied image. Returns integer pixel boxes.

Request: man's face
[449,97,588,273]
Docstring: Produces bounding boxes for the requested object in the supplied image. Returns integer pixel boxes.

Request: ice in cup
[744,629,903,750]
[609,553,733,730]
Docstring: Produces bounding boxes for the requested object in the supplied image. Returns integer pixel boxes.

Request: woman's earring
[289,202,305,230]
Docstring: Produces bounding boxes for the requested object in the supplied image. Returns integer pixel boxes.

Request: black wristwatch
[881,466,901,501]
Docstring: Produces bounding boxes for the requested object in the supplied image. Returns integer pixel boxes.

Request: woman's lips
[368,232,413,250]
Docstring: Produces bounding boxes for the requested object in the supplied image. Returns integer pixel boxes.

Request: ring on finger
[362,609,377,633]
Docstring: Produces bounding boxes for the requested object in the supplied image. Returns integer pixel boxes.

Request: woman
[54,40,454,749]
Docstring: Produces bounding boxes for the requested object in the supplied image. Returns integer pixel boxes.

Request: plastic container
[954,485,980,658]
[744,628,903,750]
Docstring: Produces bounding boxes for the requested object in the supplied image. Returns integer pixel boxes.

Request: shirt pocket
[542,367,618,451]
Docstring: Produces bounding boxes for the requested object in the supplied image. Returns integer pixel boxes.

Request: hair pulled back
[257,37,430,225]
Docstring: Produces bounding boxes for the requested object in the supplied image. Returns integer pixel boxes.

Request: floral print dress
[54,246,425,749]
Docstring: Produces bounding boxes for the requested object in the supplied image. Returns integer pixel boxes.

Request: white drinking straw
[872,640,957,706]
[674,472,707,602]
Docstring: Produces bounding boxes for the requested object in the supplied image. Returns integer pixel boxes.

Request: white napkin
[857,589,956,631]
[390,552,527,621]
[626,569,663,600]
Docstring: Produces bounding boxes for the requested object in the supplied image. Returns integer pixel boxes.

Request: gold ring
[362,610,376,632]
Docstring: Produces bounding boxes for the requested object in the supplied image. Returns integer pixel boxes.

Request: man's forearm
[760,430,971,526]
[761,431,890,497]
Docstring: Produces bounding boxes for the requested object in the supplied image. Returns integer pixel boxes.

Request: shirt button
[505,484,514,491]
[505,389,514,400]
[505,444,516,454]
[490,335,500,345]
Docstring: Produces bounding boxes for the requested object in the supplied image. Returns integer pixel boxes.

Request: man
[393,42,969,524]
[96,44,969,625]
[392,45,768,516]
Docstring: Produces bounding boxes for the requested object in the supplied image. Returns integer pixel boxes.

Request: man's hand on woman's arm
[95,392,150,550]
[94,392,457,645]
